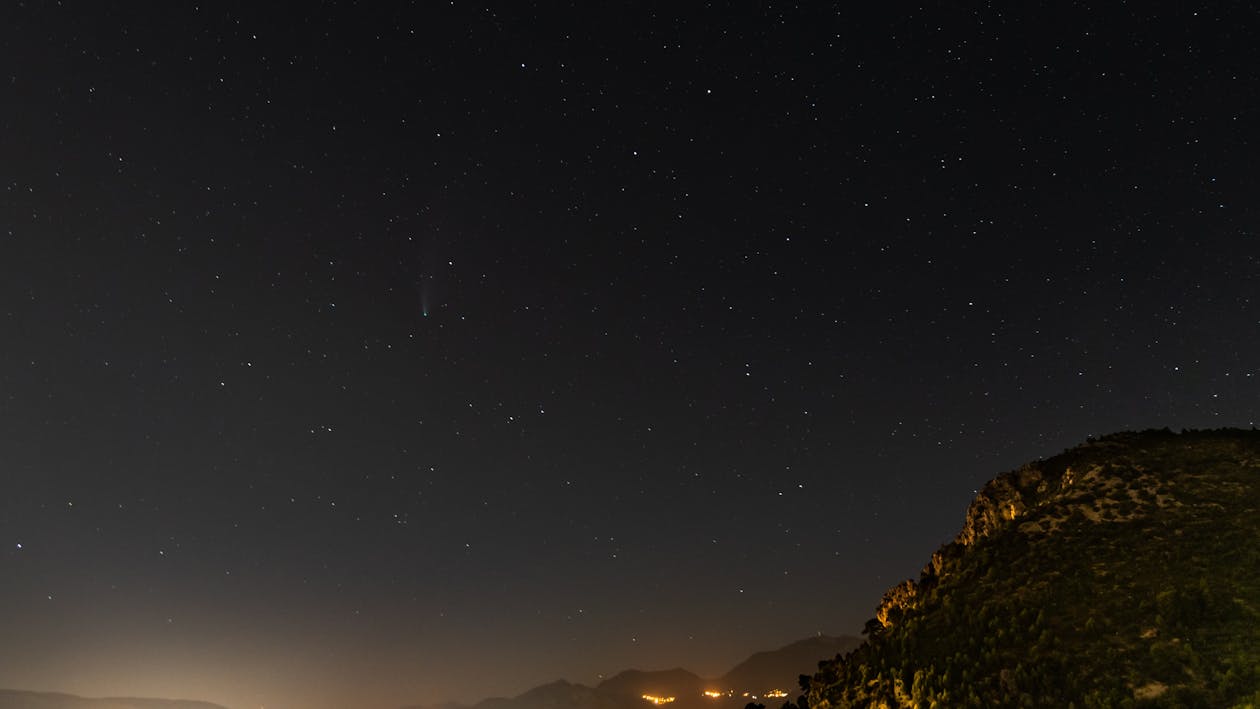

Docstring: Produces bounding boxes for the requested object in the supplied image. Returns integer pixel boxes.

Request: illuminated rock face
[955,466,1048,547]
[874,580,918,628]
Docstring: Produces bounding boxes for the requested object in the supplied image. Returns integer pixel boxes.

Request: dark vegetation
[793,429,1260,709]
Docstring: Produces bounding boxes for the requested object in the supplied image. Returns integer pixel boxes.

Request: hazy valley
[7,430,1258,708]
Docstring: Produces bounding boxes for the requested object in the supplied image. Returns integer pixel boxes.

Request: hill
[721,636,860,697]
[802,428,1260,708]
[598,668,706,697]
[403,634,860,709]
[0,689,228,709]
[476,680,640,709]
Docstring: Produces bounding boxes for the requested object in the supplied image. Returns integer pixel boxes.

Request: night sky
[2,3,1258,708]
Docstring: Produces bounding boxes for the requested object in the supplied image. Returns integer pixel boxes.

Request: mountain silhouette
[404,634,860,709]
[720,636,857,697]
[0,689,228,709]
[477,680,641,709]
[597,668,706,698]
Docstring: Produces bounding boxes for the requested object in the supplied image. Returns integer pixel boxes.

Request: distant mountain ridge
[475,680,638,709]
[0,689,228,709]
[719,636,858,696]
[804,428,1260,707]
[404,634,861,709]
[597,668,706,698]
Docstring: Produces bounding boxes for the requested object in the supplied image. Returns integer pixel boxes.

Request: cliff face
[808,429,1260,708]
[955,464,1048,546]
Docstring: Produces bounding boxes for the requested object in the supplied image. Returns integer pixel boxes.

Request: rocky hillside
[802,428,1260,708]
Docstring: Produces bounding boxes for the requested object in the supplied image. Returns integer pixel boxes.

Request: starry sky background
[1,3,1258,709]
